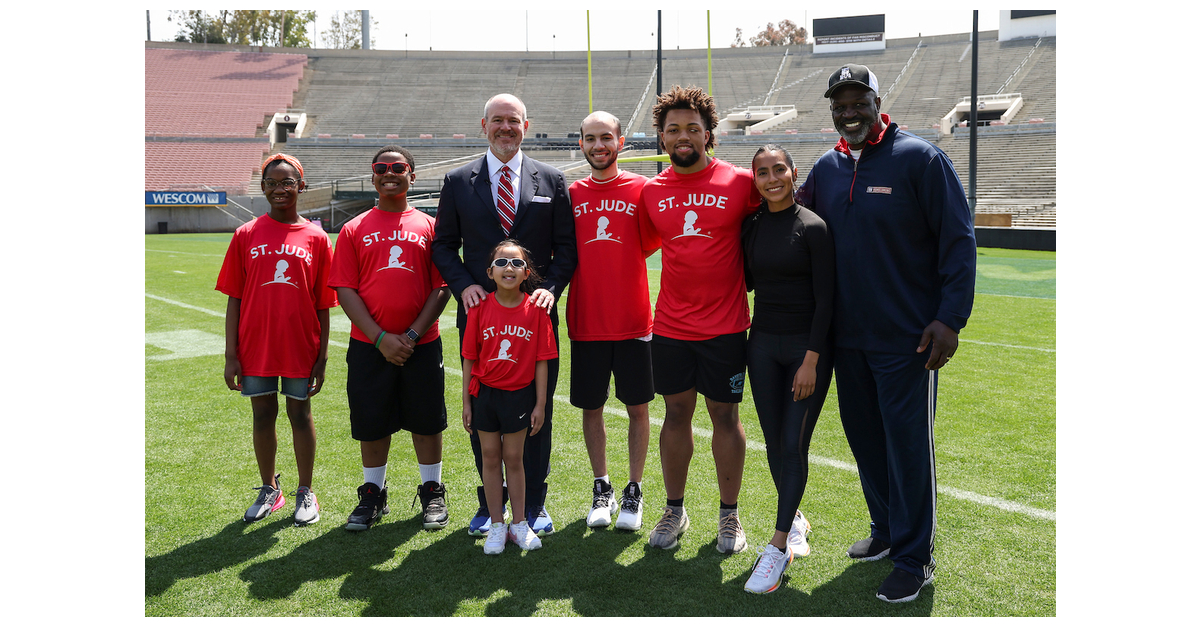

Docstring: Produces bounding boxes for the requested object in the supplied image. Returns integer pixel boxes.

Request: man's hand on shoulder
[531,288,555,313]
[917,319,958,370]
[462,284,488,309]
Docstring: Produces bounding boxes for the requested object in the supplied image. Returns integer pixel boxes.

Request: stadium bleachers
[145,48,307,193]
[146,31,1055,225]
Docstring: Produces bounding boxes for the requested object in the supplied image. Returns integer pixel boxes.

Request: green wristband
[374,330,387,348]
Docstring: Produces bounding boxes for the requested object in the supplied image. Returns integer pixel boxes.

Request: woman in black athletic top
[740,145,836,594]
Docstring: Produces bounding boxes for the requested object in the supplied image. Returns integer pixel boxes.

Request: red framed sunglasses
[372,161,412,175]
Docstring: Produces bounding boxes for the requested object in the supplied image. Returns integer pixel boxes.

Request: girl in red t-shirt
[461,240,557,554]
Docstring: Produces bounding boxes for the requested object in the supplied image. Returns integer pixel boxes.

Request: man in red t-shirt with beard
[639,86,760,553]
[566,111,661,532]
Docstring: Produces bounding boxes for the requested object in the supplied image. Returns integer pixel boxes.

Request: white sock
[419,462,442,485]
[595,474,610,486]
[363,464,387,489]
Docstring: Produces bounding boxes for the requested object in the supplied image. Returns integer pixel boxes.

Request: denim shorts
[241,375,311,401]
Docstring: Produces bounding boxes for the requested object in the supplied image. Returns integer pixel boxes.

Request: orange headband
[261,153,304,179]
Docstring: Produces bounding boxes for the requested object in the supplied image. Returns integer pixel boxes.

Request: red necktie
[497,165,516,235]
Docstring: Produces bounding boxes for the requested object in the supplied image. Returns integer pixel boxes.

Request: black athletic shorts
[569,338,655,410]
[345,337,447,441]
[651,331,747,403]
[471,381,536,435]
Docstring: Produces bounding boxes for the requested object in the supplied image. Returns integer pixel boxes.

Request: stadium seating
[145,32,1054,225]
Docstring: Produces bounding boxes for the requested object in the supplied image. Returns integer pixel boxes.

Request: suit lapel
[469,156,499,219]
[511,157,539,233]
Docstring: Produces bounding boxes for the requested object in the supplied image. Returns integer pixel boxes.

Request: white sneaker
[615,482,644,531]
[508,520,543,551]
[483,522,508,555]
[744,544,794,594]
[788,510,812,557]
[587,479,618,528]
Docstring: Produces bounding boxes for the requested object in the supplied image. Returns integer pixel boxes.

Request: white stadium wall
[999,10,1056,41]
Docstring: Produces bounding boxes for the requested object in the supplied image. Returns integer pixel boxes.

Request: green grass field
[145,234,1055,617]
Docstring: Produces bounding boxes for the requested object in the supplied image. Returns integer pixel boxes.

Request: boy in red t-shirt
[566,111,661,531]
[329,145,452,532]
[216,154,337,525]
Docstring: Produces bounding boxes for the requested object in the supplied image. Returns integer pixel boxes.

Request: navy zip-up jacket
[796,115,976,355]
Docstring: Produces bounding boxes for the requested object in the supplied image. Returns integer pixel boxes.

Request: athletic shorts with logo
[472,381,536,435]
[345,337,447,441]
[570,338,654,410]
[651,332,747,404]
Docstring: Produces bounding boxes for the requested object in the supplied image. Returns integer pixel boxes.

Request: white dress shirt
[485,149,523,211]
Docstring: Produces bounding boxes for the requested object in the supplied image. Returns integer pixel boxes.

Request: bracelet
[374,330,387,348]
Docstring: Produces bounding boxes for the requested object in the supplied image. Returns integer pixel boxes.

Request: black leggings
[746,328,834,533]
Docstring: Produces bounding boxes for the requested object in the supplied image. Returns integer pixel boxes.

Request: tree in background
[731,19,808,47]
[169,10,316,47]
[322,11,378,50]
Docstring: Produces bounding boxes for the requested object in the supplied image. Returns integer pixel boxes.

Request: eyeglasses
[263,178,298,190]
[372,161,412,176]
[491,257,527,269]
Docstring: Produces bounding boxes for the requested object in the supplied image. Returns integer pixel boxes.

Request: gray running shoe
[244,473,284,523]
[647,505,689,549]
[292,486,320,526]
[716,508,747,554]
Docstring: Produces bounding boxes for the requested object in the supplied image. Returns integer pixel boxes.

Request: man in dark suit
[432,93,577,537]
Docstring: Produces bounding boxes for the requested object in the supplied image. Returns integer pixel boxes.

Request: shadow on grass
[239,516,422,599]
[146,517,292,597]
[251,516,935,616]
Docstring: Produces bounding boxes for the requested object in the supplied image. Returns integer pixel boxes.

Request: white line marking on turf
[151,295,1055,522]
[960,339,1055,353]
[146,249,225,257]
[975,292,1055,300]
[145,330,225,360]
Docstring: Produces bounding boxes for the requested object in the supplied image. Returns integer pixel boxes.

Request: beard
[836,116,878,146]
[667,145,701,168]
[585,150,619,172]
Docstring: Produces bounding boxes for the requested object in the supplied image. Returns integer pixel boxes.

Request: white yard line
[148,294,1056,522]
[960,339,1056,353]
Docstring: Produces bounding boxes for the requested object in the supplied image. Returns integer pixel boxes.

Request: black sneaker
[345,482,388,531]
[413,481,449,530]
[847,536,891,561]
[876,567,933,603]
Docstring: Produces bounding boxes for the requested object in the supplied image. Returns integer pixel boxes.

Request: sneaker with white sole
[292,487,320,526]
[244,473,285,523]
[586,479,618,528]
[847,536,891,561]
[876,567,933,603]
[744,543,794,594]
[716,508,747,554]
[508,520,543,551]
[413,482,448,530]
[345,482,388,531]
[468,486,507,536]
[615,482,643,531]
[527,505,555,536]
[788,510,811,557]
[483,522,508,555]
[647,505,689,549]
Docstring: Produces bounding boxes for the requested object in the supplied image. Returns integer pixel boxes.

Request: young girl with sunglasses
[460,240,557,554]
[216,153,337,526]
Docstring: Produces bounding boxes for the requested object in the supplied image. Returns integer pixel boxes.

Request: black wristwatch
[405,328,420,342]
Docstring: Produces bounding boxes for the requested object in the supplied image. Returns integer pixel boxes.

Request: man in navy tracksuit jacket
[797,64,976,603]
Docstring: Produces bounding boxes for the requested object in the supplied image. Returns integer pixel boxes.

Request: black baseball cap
[824,64,880,98]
